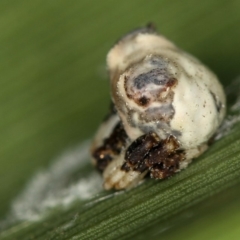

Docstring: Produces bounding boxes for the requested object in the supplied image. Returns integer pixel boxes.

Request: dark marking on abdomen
[210,90,223,113]
[92,122,128,172]
[121,133,185,179]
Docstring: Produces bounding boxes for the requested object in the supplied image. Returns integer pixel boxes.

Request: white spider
[91,24,226,190]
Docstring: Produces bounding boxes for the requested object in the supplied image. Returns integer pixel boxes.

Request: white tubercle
[107,31,226,155]
[91,27,226,190]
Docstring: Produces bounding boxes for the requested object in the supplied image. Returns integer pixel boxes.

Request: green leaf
[1,0,240,239]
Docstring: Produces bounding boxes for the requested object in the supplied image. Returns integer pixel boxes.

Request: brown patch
[165,78,177,88]
[122,134,185,178]
[146,136,185,179]
[92,122,128,172]
[137,96,150,106]
[124,132,160,172]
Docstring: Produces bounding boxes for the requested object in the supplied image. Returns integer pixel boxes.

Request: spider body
[91,25,226,190]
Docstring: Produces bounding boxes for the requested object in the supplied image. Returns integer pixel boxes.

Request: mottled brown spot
[138,96,150,106]
[165,78,177,88]
[121,134,185,178]
[146,136,185,179]
[92,122,128,172]
[124,132,160,172]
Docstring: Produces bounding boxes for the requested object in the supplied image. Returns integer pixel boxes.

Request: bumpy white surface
[92,29,226,190]
[108,32,226,155]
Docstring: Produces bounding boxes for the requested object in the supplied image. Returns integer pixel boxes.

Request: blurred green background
[0,0,240,239]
